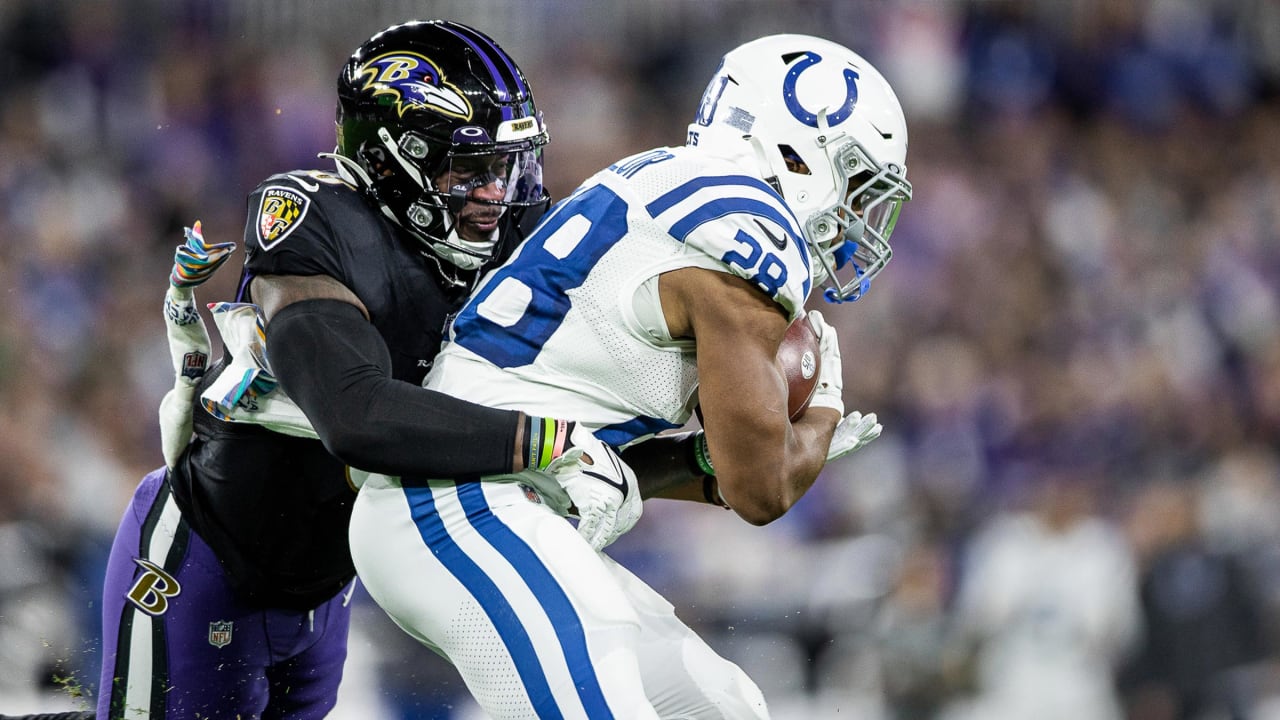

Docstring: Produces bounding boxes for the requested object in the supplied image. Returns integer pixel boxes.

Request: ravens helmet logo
[357,52,473,120]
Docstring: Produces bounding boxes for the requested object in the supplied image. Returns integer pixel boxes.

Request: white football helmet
[687,34,911,302]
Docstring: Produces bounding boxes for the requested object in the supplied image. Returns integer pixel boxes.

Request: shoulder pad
[248,170,361,251]
[639,156,811,317]
[242,169,375,282]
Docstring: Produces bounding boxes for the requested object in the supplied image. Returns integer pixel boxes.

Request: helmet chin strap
[431,227,498,271]
[746,135,783,196]
[321,150,374,188]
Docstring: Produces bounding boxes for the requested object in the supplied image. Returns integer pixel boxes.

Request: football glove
[159,221,236,468]
[170,220,236,291]
[827,410,882,462]
[806,310,844,416]
[546,424,642,551]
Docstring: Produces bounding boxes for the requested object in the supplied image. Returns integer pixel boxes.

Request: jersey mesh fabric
[573,191,700,423]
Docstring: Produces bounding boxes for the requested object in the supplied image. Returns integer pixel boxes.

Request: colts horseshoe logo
[782,52,859,129]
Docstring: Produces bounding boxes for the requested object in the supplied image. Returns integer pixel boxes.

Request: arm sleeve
[265,298,520,478]
[621,432,707,501]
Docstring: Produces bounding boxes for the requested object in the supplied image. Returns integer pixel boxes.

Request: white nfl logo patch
[208,620,234,648]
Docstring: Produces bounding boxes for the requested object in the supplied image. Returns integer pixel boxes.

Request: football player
[348,33,912,719]
[96,20,636,719]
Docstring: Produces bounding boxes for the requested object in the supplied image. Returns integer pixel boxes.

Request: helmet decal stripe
[438,24,528,121]
[451,24,524,89]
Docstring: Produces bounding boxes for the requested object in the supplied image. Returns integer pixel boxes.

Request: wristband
[523,416,574,470]
[692,431,715,477]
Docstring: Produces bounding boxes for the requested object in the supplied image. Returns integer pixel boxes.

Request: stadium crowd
[2,0,1280,718]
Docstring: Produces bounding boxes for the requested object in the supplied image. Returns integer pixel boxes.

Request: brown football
[777,313,821,420]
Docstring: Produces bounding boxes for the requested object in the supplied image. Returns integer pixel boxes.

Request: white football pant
[350,477,770,720]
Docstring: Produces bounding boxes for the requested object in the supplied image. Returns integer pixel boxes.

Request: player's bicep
[252,274,369,322]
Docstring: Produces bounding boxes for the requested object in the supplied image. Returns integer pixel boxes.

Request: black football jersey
[170,169,472,610]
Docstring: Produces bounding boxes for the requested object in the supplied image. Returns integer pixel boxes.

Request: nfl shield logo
[181,351,208,380]
[519,483,542,505]
[208,621,233,648]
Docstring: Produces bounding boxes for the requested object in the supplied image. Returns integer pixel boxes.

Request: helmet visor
[436,145,549,209]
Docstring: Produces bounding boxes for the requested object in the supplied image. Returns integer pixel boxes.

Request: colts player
[96,20,639,720]
[348,33,911,719]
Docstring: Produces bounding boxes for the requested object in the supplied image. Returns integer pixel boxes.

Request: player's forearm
[708,405,839,525]
[267,298,520,478]
[781,404,841,490]
[621,431,713,502]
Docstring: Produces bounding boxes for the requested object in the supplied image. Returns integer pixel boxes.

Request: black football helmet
[328,20,550,270]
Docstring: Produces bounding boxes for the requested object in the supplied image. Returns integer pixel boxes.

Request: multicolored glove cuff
[171,220,236,288]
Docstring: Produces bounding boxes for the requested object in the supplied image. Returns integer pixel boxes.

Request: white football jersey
[426,145,813,448]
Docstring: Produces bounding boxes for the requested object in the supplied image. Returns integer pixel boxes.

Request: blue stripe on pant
[404,482,614,718]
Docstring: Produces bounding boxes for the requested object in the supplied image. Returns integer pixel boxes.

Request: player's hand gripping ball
[777,313,821,420]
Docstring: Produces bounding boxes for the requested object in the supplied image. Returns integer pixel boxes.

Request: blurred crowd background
[3,0,1280,718]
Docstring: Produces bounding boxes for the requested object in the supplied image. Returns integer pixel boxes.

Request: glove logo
[181,351,208,380]
[519,483,543,505]
[164,296,202,326]
[257,186,311,249]
[583,469,628,497]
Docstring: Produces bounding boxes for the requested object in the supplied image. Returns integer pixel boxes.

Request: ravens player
[96,20,634,719]
[348,33,910,718]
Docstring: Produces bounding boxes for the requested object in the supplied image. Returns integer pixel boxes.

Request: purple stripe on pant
[97,467,351,718]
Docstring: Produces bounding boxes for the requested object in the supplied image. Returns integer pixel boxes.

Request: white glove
[199,303,318,438]
[806,310,844,415]
[827,411,882,462]
[158,385,198,470]
[547,425,642,551]
[159,221,236,468]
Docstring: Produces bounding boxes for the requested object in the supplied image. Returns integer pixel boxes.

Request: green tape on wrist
[693,431,715,477]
